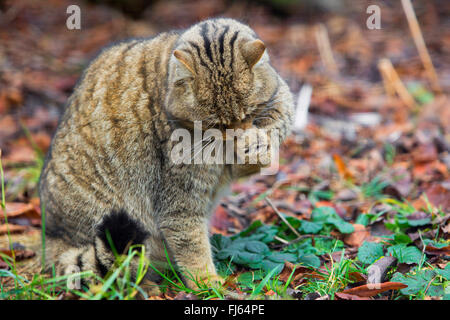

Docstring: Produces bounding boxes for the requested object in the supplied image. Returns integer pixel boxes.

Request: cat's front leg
[158,215,222,289]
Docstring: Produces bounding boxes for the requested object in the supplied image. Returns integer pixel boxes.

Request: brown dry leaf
[424,244,450,256]
[279,261,323,288]
[0,202,40,220]
[335,292,371,300]
[210,205,241,235]
[2,145,36,164]
[341,282,407,297]
[425,184,450,211]
[0,224,27,235]
[344,224,370,247]
[348,271,367,282]
[412,144,438,164]
[0,260,9,269]
[0,249,35,262]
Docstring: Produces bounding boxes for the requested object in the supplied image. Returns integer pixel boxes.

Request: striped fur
[39,18,294,289]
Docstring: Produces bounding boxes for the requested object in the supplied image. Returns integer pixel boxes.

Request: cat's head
[166,18,279,130]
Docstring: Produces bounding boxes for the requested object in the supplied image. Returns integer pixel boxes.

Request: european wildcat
[39,18,293,289]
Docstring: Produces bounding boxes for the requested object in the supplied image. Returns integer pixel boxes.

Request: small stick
[378,58,417,109]
[401,0,442,93]
[315,23,339,76]
[265,197,302,238]
[274,235,289,244]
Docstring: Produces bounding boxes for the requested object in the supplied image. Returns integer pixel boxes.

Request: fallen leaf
[265,289,276,296]
[333,154,353,181]
[348,271,367,282]
[425,184,450,211]
[0,249,35,262]
[0,260,9,270]
[344,224,370,247]
[424,244,450,256]
[335,292,371,300]
[278,261,322,287]
[412,144,438,164]
[0,202,40,220]
[341,282,407,297]
[0,224,27,235]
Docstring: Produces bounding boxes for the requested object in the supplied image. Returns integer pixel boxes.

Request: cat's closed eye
[174,77,193,87]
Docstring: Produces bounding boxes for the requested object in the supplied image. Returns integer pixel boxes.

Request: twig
[265,197,302,238]
[378,58,417,109]
[401,0,442,93]
[315,23,338,76]
[274,235,289,244]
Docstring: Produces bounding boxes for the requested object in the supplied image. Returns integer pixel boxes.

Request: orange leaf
[265,289,276,296]
[333,154,353,181]
[344,224,370,247]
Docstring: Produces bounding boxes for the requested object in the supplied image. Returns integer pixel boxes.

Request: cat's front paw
[185,273,225,290]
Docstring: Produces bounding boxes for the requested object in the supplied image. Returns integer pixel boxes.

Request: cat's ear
[173,50,195,75]
[242,39,266,69]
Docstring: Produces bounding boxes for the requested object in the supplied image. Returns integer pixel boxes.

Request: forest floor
[0,0,449,300]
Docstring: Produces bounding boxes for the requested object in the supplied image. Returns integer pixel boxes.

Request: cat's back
[39,31,179,243]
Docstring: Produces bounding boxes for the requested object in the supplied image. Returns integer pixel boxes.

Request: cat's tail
[43,210,150,285]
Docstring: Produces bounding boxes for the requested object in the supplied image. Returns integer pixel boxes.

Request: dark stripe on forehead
[188,41,213,73]
[228,31,239,68]
[200,23,214,64]
[218,25,229,67]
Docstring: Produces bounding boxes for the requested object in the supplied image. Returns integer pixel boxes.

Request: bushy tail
[44,210,150,283]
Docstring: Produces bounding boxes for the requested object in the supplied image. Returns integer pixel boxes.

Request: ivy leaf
[298,220,323,234]
[232,251,264,265]
[245,241,270,255]
[298,254,321,268]
[327,217,355,234]
[266,252,297,263]
[387,244,423,264]
[436,264,450,280]
[357,241,384,264]
[210,234,231,254]
[311,206,354,234]
[311,206,336,222]
[393,232,412,244]
[237,271,263,288]
[391,270,444,296]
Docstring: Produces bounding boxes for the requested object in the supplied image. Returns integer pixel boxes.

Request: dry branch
[401,0,442,93]
[315,23,338,76]
[378,58,417,109]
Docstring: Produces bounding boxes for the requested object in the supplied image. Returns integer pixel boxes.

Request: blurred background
[0,0,449,232]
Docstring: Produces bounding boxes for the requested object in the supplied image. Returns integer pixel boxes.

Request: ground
[0,0,449,300]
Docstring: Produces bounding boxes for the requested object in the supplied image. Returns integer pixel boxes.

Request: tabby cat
[39,18,294,289]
